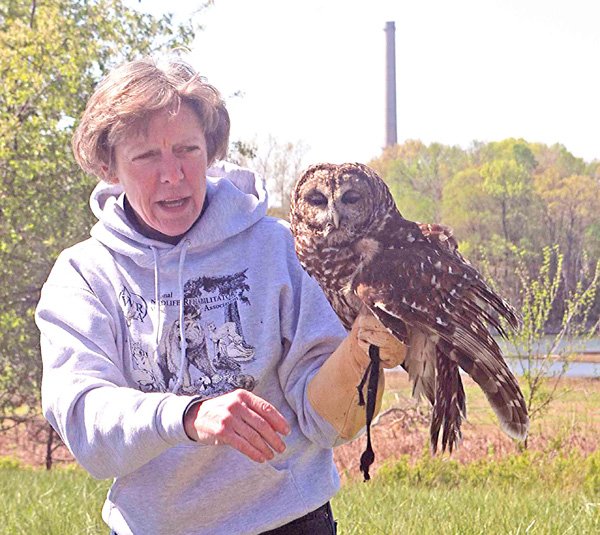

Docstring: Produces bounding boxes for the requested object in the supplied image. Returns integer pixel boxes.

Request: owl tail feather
[357,344,381,482]
[430,345,466,454]
[453,348,529,441]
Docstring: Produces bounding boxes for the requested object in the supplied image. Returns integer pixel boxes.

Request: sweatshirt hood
[89,161,268,268]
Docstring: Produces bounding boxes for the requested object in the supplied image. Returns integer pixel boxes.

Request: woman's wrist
[183,399,204,441]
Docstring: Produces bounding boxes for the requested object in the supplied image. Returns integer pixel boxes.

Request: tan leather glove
[307,310,407,440]
[355,313,407,368]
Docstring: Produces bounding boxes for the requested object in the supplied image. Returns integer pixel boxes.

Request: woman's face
[112,102,208,238]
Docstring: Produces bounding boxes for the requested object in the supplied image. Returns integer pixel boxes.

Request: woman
[36,55,405,535]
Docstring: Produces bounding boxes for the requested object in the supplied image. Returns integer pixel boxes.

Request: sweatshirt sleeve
[276,237,350,448]
[36,262,196,480]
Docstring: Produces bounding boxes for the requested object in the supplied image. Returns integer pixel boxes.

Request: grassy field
[0,376,598,534]
[0,459,109,534]
[333,469,599,534]
[0,449,598,534]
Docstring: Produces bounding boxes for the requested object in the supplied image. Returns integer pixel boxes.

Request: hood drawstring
[172,239,191,394]
[151,247,162,350]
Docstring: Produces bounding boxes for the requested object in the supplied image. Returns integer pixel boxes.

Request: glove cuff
[307,323,384,440]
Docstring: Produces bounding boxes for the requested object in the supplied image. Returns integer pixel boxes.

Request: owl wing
[353,244,529,441]
[418,222,460,255]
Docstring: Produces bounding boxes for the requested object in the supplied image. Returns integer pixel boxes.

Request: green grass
[1,450,598,534]
[332,450,600,534]
[0,459,109,534]
[333,482,599,534]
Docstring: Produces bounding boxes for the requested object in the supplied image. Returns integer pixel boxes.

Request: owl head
[290,162,397,246]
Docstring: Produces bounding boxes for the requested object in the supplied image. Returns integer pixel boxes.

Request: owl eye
[341,190,361,204]
[305,190,328,207]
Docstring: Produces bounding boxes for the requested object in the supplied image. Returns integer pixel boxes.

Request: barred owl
[290,162,528,476]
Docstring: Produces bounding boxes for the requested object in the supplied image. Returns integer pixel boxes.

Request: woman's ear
[101,164,118,184]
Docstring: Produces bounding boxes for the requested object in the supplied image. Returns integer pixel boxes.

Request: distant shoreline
[506,353,600,364]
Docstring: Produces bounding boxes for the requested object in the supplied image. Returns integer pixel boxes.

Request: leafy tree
[536,172,600,289]
[532,142,587,178]
[480,158,535,244]
[0,0,198,464]
[441,167,503,264]
[530,145,600,327]
[228,140,258,163]
[371,140,467,223]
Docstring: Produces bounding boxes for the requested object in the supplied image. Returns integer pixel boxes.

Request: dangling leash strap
[357,344,380,481]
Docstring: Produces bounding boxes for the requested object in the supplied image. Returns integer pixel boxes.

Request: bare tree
[230,135,308,219]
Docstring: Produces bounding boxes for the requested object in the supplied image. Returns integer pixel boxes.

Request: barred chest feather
[298,242,368,330]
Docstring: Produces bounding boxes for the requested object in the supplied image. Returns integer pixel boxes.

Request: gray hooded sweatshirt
[36,162,348,535]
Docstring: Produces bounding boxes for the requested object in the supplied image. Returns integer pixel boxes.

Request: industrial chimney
[384,21,397,147]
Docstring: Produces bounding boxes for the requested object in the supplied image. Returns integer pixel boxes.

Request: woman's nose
[159,154,184,183]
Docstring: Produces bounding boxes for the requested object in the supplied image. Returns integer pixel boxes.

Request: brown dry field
[569,353,600,363]
[1,373,599,479]
[525,352,600,363]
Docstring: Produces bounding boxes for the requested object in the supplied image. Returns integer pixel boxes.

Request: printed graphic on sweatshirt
[119,286,148,325]
[122,270,256,396]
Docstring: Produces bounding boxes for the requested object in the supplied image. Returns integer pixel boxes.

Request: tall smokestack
[385,21,397,147]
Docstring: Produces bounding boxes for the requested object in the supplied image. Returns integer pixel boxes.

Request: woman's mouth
[158,198,188,209]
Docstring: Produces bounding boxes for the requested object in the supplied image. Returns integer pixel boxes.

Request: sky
[127,0,600,165]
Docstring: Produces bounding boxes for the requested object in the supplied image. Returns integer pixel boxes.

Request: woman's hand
[184,389,290,463]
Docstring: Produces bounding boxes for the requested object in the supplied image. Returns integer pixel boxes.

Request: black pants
[110,502,337,535]
[260,502,337,535]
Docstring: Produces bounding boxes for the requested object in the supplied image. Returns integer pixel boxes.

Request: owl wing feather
[354,243,528,442]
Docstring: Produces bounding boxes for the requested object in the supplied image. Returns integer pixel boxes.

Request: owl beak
[331,209,340,229]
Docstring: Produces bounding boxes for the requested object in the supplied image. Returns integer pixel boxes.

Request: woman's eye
[341,191,361,204]
[132,151,157,161]
[305,191,328,207]
[178,145,200,154]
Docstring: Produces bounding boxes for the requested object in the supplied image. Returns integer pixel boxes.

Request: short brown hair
[72,55,230,181]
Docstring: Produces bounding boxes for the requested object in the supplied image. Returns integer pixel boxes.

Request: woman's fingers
[239,405,287,455]
[241,392,290,436]
[226,427,274,463]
